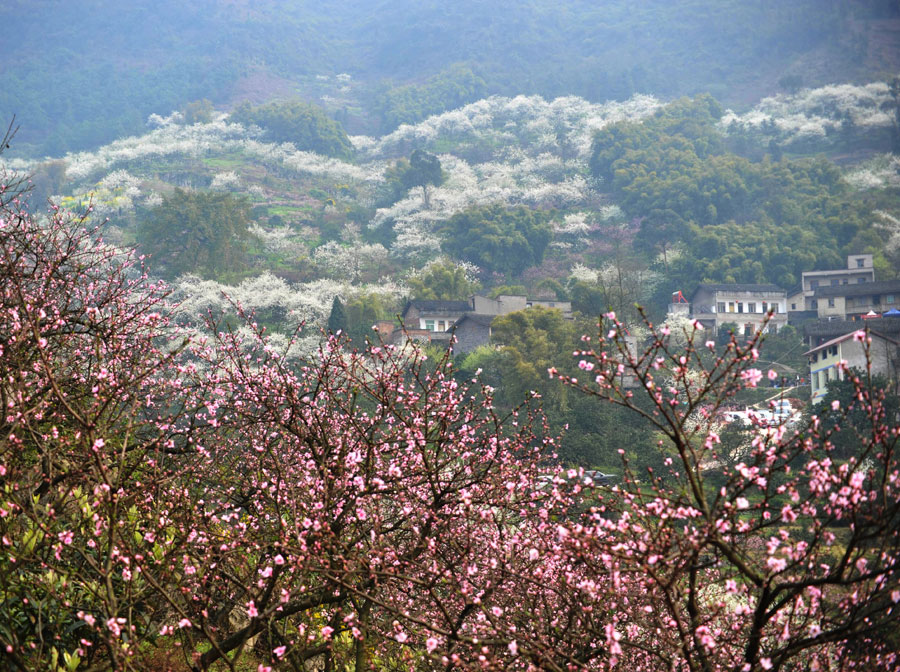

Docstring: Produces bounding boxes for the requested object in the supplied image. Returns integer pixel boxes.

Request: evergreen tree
[327,295,348,334]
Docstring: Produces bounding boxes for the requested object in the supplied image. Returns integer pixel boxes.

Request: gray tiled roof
[812,280,900,298]
[452,313,495,328]
[402,299,471,315]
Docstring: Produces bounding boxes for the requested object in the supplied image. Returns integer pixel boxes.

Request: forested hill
[3,0,899,157]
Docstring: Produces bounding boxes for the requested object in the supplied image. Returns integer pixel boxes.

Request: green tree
[180,98,214,125]
[439,204,552,276]
[408,260,479,300]
[374,64,488,131]
[137,188,252,279]
[402,149,443,208]
[231,100,353,159]
[817,372,900,459]
[327,296,348,334]
[490,306,578,412]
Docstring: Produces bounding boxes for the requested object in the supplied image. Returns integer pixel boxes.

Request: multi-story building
[787,254,876,313]
[689,283,788,335]
[805,329,900,404]
[808,280,900,321]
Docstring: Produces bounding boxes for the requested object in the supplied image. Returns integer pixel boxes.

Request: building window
[811,299,818,309]
[859,278,867,283]
[874,295,881,305]
[762,301,768,313]
[888,295,895,304]
[791,303,796,310]
[831,278,839,286]
[856,258,865,268]
[830,346,838,357]
[827,298,835,308]
[717,302,725,313]
[748,302,756,313]
[737,302,744,313]
[425,320,435,331]
[771,303,779,313]
[728,302,735,313]
[811,280,819,289]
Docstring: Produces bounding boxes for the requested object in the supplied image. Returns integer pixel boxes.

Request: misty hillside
[3,0,899,156]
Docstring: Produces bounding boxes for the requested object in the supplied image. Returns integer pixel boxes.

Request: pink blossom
[741,368,763,387]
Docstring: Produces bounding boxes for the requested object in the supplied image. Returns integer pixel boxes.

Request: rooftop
[805,329,900,356]
[694,283,784,294]
[402,299,471,315]
[812,280,900,299]
[452,313,496,329]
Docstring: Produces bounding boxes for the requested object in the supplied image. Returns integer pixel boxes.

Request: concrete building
[452,313,496,353]
[805,329,900,404]
[400,300,471,334]
[787,254,876,313]
[803,317,900,349]
[808,280,900,321]
[390,295,574,353]
[690,283,788,335]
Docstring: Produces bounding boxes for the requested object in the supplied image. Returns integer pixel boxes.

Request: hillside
[3,0,899,156]
[2,81,897,363]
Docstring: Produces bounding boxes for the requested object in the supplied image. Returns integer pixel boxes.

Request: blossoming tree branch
[1,173,898,670]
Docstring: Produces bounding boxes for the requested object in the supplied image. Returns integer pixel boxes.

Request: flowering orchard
[2,183,899,671]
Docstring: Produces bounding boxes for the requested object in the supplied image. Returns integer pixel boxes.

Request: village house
[787,254,876,313]
[803,317,900,349]
[689,283,788,335]
[806,279,900,321]
[384,295,574,353]
[805,329,900,404]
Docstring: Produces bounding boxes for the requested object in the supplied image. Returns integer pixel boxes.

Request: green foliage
[231,100,353,159]
[180,98,214,125]
[402,149,443,208]
[490,306,578,411]
[379,150,445,208]
[817,373,900,460]
[439,204,552,276]
[559,394,656,469]
[0,1,875,157]
[327,296,348,334]
[488,285,527,299]
[409,260,479,300]
[344,292,397,344]
[590,95,883,292]
[138,188,252,279]
[374,64,487,131]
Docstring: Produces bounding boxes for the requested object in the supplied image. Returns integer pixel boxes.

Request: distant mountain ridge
[1,0,898,156]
